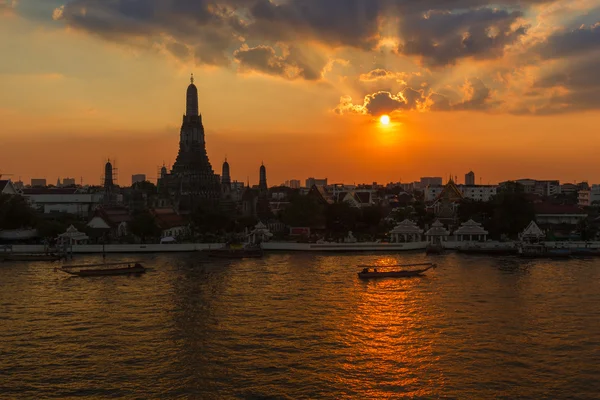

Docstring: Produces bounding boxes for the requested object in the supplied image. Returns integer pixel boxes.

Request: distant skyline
[2,0,600,185]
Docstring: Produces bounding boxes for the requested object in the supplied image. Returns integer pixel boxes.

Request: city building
[465,171,475,186]
[163,75,221,213]
[87,206,131,239]
[425,184,497,202]
[578,189,591,207]
[132,174,146,185]
[289,179,301,189]
[501,179,562,197]
[592,185,600,204]
[150,208,188,239]
[31,178,46,188]
[561,183,578,195]
[22,187,105,217]
[62,178,76,187]
[534,204,587,226]
[306,177,328,188]
[419,177,443,187]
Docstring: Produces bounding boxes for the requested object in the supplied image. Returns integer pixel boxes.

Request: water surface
[1,253,599,399]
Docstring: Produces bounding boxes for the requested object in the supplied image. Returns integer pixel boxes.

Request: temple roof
[454,219,488,235]
[521,221,545,239]
[390,219,423,235]
[425,220,450,236]
[435,180,463,203]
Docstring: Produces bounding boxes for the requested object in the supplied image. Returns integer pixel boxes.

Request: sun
[380,115,391,125]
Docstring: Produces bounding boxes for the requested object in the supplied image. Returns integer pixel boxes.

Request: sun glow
[380,115,391,125]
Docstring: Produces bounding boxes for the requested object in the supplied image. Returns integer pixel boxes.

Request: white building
[22,188,104,217]
[425,185,497,202]
[389,219,423,243]
[425,220,450,244]
[453,219,488,242]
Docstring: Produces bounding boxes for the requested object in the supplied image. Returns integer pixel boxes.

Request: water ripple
[1,253,600,398]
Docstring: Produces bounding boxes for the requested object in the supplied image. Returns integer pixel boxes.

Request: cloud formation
[336,77,493,115]
[46,0,600,115]
[399,8,528,66]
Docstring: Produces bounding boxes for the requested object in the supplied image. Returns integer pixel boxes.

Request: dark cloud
[524,55,600,114]
[248,0,382,50]
[54,0,244,66]
[536,23,600,59]
[0,0,17,10]
[233,44,324,80]
[359,69,406,82]
[399,8,528,66]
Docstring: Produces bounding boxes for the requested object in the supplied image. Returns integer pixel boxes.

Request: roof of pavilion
[454,219,489,235]
[425,220,450,236]
[390,219,423,235]
[520,221,545,239]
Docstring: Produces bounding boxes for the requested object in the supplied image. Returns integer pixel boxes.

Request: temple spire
[186,74,199,117]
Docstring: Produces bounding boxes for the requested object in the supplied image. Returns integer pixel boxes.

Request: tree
[129,211,161,242]
[190,205,231,235]
[280,194,325,229]
[326,202,358,237]
[0,194,37,229]
[357,206,384,236]
[488,190,535,239]
[132,180,157,194]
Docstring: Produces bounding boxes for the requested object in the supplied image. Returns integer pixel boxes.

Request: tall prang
[168,74,221,213]
[259,162,268,193]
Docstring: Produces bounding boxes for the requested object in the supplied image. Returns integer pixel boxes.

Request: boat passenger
[374,268,378,272]
[362,268,369,273]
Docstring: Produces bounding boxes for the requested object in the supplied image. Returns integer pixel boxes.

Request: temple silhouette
[162,74,221,213]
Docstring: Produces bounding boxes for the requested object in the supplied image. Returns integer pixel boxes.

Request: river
[1,253,599,399]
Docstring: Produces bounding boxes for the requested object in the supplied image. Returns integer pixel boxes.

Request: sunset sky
[1,0,600,186]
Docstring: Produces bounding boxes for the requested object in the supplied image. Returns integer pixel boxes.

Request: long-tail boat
[60,262,146,277]
[357,262,437,279]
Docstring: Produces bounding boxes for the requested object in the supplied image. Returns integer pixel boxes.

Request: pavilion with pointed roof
[248,222,273,244]
[519,221,545,243]
[454,219,488,242]
[57,225,89,246]
[389,219,423,243]
[425,220,450,244]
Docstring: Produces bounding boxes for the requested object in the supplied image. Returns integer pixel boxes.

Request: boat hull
[63,266,146,277]
[358,271,427,279]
